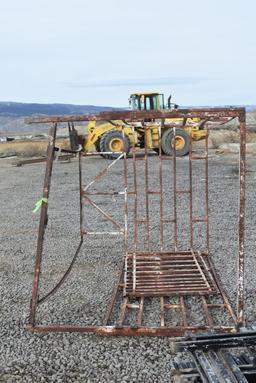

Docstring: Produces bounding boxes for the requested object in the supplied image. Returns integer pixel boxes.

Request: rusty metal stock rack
[26,107,246,336]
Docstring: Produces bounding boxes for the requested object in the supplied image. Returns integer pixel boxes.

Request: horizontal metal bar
[161,218,175,223]
[126,257,197,262]
[25,107,245,124]
[27,325,236,336]
[128,276,205,281]
[147,191,161,195]
[163,304,182,309]
[83,231,124,235]
[126,304,140,309]
[83,191,124,196]
[126,290,216,296]
[192,218,207,223]
[127,268,199,274]
[126,251,208,256]
[84,151,123,155]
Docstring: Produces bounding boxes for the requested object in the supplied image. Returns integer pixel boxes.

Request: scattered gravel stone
[1,151,256,382]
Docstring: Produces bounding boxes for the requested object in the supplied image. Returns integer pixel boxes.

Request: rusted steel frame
[127,250,208,256]
[131,127,138,251]
[38,240,83,305]
[189,130,209,252]
[127,282,209,290]
[144,125,150,250]
[159,122,164,250]
[180,297,188,327]
[189,131,193,248]
[83,231,122,235]
[28,325,236,336]
[191,250,211,290]
[83,194,123,232]
[202,296,213,327]
[25,107,244,124]
[124,253,128,296]
[204,255,237,324]
[83,152,124,192]
[173,127,178,250]
[29,123,57,326]
[79,152,84,239]
[132,253,136,294]
[205,129,210,252]
[84,191,129,196]
[82,152,123,156]
[103,260,125,326]
[160,297,165,326]
[122,127,128,254]
[237,110,246,326]
[136,297,144,326]
[116,297,129,327]
[126,290,213,297]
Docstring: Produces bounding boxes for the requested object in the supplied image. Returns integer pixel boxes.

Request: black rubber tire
[94,141,100,152]
[99,130,130,159]
[94,140,106,158]
[161,128,190,157]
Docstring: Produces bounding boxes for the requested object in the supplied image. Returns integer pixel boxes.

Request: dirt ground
[1,150,256,382]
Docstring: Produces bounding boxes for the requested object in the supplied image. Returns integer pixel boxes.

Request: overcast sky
[0,0,255,107]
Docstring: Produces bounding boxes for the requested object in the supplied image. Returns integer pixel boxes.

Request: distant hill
[0,101,118,117]
[0,101,120,136]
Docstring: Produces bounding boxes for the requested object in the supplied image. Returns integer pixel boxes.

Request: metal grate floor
[124,251,217,297]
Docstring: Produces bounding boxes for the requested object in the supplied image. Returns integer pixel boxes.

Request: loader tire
[161,128,189,157]
[95,141,100,152]
[95,141,106,158]
[99,130,130,159]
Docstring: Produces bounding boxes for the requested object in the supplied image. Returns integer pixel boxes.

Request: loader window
[145,96,151,110]
[130,95,139,110]
[129,94,165,111]
[152,94,165,110]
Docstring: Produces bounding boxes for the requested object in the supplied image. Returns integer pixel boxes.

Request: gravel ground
[1,151,256,382]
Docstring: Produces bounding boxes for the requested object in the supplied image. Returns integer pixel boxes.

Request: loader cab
[129,92,165,111]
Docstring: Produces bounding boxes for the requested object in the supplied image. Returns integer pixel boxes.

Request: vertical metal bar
[237,110,246,326]
[173,127,178,250]
[144,125,150,250]
[29,123,57,326]
[202,296,213,327]
[124,241,128,297]
[132,253,136,295]
[159,122,164,251]
[132,127,138,251]
[180,296,188,327]
[189,131,193,249]
[205,129,210,253]
[122,127,128,255]
[78,152,84,240]
[160,297,165,327]
[136,297,144,326]
[103,266,124,326]
[116,296,129,327]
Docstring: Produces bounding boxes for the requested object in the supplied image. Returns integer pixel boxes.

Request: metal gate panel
[26,107,246,336]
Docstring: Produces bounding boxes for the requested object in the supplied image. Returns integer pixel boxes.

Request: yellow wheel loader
[82,92,206,158]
